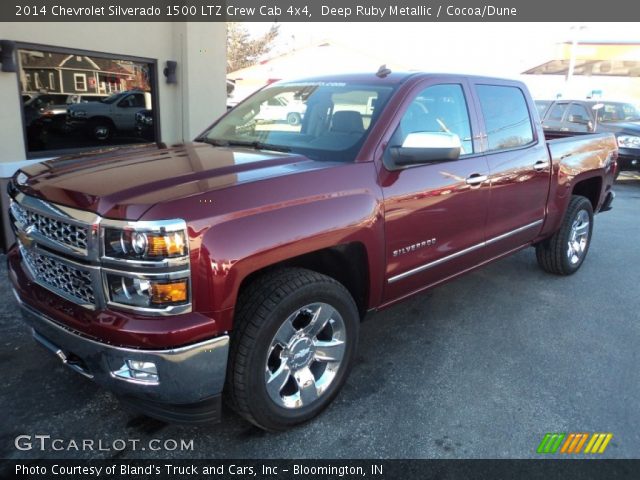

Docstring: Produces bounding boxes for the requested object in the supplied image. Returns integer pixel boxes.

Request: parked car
[67,90,152,141]
[8,72,617,431]
[537,99,640,175]
[38,96,108,133]
[22,93,69,127]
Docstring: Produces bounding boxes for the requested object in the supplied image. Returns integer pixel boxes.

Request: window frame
[14,41,161,160]
[73,73,88,92]
[472,82,537,155]
[391,82,476,158]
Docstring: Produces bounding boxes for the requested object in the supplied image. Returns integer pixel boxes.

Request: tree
[227,23,280,73]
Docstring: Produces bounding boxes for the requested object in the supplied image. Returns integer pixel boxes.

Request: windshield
[101,92,129,104]
[596,102,640,123]
[202,82,395,162]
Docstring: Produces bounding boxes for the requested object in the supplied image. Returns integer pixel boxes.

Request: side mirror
[389,132,461,167]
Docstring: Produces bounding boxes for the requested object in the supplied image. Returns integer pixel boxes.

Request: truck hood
[15,142,336,220]
[598,121,640,135]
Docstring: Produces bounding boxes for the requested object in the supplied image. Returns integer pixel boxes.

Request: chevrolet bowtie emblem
[18,225,36,249]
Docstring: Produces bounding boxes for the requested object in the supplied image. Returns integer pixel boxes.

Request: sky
[243,22,640,99]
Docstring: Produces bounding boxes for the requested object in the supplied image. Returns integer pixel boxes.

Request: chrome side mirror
[389,132,461,167]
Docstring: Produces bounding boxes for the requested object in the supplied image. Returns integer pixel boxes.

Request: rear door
[380,79,490,302]
[470,82,549,258]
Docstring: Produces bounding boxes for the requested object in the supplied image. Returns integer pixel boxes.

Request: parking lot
[1,174,638,460]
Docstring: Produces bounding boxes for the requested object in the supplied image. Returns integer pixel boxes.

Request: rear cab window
[476,84,534,152]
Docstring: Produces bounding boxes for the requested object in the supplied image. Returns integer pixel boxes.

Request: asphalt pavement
[1,174,638,460]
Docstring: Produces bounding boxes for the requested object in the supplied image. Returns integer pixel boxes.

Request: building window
[18,46,157,157]
[74,73,87,91]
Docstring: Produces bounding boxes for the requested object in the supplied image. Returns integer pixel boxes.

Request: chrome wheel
[265,302,346,409]
[567,209,590,265]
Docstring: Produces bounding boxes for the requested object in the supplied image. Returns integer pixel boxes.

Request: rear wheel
[536,195,594,275]
[226,268,359,431]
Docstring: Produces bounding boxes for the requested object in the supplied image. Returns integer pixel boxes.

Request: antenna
[376,64,391,78]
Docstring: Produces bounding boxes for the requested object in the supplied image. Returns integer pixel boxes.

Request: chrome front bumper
[16,293,229,407]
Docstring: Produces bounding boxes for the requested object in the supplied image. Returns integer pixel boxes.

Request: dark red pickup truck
[7,72,617,431]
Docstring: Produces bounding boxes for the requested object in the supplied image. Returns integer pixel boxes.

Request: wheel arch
[237,243,371,320]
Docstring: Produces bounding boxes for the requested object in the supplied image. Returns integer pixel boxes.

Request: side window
[395,84,473,154]
[548,103,568,121]
[567,103,590,124]
[477,85,534,152]
[133,94,146,108]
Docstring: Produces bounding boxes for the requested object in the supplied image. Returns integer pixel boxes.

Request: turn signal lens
[150,280,188,304]
[107,274,189,308]
[148,232,186,257]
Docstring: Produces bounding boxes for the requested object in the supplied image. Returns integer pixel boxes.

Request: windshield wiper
[199,138,291,153]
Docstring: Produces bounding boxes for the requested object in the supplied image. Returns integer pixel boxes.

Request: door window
[393,84,474,155]
[477,85,534,152]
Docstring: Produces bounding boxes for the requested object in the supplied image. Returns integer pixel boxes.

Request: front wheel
[286,112,302,126]
[536,195,594,275]
[226,268,359,431]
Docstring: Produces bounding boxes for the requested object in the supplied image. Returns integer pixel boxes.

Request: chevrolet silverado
[7,72,617,430]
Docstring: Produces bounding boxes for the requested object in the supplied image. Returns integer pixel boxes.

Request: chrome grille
[21,247,96,305]
[11,201,88,251]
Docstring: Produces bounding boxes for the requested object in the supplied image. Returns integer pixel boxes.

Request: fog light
[112,360,159,384]
[151,280,188,304]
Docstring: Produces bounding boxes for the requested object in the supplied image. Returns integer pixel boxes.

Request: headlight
[106,274,189,308]
[617,135,640,149]
[104,228,187,260]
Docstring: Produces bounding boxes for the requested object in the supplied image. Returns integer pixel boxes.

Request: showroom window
[476,85,534,152]
[17,45,158,157]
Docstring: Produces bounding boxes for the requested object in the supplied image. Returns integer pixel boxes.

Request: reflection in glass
[18,48,156,154]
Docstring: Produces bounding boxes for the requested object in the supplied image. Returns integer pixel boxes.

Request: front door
[380,81,490,303]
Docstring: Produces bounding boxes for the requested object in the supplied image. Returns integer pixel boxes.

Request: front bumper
[15,292,229,422]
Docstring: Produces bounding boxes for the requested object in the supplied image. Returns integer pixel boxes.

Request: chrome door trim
[388,219,543,284]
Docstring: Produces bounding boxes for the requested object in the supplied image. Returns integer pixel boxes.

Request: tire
[89,119,113,141]
[226,268,359,431]
[536,195,594,275]
[286,112,302,126]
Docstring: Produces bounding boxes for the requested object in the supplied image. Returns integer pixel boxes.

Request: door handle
[533,161,549,171]
[465,174,488,186]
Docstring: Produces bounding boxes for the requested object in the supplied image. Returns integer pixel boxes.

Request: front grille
[11,202,88,251]
[21,248,96,305]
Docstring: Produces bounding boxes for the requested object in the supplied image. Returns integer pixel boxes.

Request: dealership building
[0,22,227,251]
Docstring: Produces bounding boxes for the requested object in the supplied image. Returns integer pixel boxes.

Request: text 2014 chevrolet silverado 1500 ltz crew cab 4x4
[7,72,617,431]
